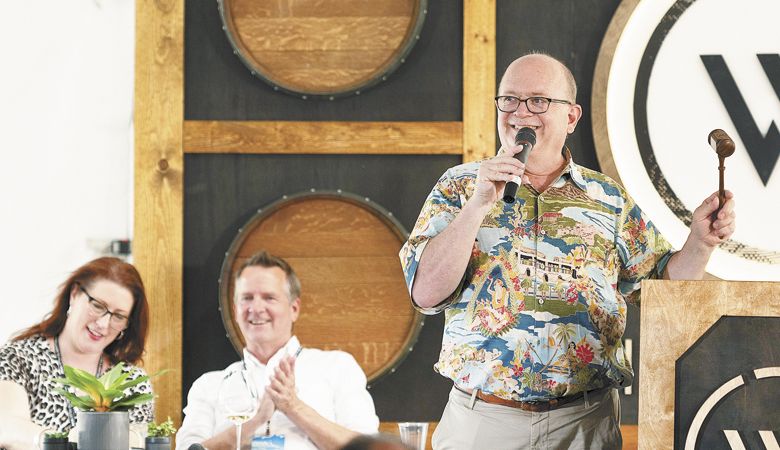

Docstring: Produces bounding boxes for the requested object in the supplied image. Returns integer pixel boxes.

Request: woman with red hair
[0,257,154,449]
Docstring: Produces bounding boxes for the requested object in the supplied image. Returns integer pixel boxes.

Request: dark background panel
[624,303,640,423]
[496,0,622,171]
[184,0,463,121]
[183,154,460,420]
[183,0,648,424]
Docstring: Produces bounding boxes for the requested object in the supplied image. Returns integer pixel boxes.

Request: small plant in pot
[146,417,177,450]
[53,362,162,450]
[41,430,70,450]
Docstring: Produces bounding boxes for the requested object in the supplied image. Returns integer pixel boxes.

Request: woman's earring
[117,331,125,340]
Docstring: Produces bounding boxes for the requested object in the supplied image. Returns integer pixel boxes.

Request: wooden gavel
[708,129,735,213]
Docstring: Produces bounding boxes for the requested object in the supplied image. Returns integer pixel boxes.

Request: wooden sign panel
[219,0,428,97]
[638,280,780,450]
[218,191,423,382]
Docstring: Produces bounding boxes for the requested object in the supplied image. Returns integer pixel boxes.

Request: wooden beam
[135,0,184,425]
[462,0,496,162]
[183,120,462,154]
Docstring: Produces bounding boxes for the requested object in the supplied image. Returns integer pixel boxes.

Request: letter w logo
[701,54,780,186]
[723,430,780,450]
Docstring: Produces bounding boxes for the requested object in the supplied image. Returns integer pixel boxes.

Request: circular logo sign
[593,0,780,280]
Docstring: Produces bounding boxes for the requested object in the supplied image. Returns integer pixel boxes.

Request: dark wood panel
[185,0,463,120]
[183,153,460,420]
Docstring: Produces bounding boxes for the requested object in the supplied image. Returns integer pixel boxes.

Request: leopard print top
[0,334,154,432]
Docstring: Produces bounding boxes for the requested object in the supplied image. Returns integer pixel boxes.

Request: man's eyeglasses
[494,95,572,114]
[77,284,130,331]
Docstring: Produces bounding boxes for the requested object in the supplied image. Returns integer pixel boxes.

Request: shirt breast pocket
[296,378,336,420]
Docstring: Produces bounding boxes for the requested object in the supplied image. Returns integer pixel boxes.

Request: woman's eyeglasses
[77,284,130,331]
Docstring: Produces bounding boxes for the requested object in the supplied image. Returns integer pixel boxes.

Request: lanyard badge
[251,434,285,449]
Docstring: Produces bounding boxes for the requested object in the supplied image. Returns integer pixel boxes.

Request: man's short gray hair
[235,250,302,302]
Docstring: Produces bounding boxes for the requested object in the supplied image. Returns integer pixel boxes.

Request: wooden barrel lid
[219,191,423,382]
[218,0,428,97]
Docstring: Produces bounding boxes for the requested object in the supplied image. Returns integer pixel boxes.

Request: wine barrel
[219,191,423,382]
[218,0,428,97]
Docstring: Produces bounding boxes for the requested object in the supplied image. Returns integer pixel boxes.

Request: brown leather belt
[455,385,602,412]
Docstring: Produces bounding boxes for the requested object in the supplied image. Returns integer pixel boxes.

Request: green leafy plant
[53,362,162,412]
[147,417,177,437]
[44,431,70,440]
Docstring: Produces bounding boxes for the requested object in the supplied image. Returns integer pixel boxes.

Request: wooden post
[462,0,496,163]
[134,0,184,425]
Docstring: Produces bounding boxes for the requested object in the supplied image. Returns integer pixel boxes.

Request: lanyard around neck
[54,336,104,427]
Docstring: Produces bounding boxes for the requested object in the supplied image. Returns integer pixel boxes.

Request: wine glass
[218,366,259,450]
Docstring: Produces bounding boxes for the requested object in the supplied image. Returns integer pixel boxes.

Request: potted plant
[53,362,161,450]
[41,430,70,450]
[146,417,177,450]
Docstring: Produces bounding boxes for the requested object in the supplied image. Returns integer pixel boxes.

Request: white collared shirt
[176,337,379,450]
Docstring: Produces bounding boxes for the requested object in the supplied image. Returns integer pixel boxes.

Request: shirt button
[539,298,545,305]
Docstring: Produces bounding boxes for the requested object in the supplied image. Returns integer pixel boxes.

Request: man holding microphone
[400,52,736,449]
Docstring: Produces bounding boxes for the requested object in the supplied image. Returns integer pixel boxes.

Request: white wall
[0,0,135,343]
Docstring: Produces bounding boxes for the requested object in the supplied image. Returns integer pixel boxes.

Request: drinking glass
[218,367,259,450]
[398,422,428,450]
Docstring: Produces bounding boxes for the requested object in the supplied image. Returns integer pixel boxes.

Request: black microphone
[502,127,536,203]
[187,444,206,450]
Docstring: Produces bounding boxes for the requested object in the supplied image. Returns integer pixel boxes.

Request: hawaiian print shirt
[400,150,673,402]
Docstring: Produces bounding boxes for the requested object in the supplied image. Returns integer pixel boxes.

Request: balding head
[499,53,577,103]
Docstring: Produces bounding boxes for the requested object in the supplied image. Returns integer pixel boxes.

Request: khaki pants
[432,387,622,450]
